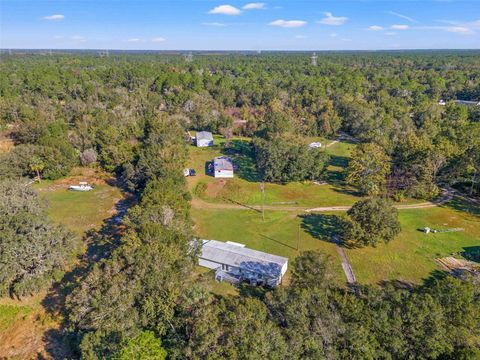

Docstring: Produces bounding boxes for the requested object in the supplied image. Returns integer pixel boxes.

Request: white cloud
[71,35,86,42]
[318,12,348,26]
[53,35,64,39]
[127,38,142,42]
[445,26,471,34]
[151,37,166,42]
[202,22,227,27]
[368,25,383,31]
[387,11,417,23]
[43,14,64,21]
[385,32,397,36]
[243,2,265,10]
[295,35,307,39]
[209,5,242,16]
[269,19,307,28]
[392,24,409,30]
[329,33,338,38]
[416,25,474,35]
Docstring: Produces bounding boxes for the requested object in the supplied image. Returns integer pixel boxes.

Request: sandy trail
[192,188,455,213]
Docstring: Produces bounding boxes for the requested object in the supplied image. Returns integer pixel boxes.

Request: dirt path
[333,236,357,284]
[192,188,455,213]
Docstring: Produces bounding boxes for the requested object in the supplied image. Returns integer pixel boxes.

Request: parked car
[184,168,197,177]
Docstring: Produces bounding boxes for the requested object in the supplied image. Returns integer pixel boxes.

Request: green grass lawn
[192,207,344,285]
[192,200,480,286]
[189,135,480,287]
[35,182,123,235]
[187,136,423,208]
[345,204,480,284]
[187,136,365,208]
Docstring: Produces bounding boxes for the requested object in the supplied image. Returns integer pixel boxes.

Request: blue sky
[1,0,479,50]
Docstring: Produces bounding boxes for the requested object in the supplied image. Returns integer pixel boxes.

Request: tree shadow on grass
[324,154,349,186]
[329,154,349,169]
[40,193,136,359]
[460,246,480,263]
[300,214,344,244]
[443,196,480,217]
[221,139,259,182]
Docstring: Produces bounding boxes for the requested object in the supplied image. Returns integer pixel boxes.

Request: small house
[198,239,288,287]
[309,142,322,148]
[196,131,214,147]
[213,156,234,178]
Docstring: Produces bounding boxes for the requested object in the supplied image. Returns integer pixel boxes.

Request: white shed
[213,156,234,178]
[196,131,214,147]
[198,239,288,287]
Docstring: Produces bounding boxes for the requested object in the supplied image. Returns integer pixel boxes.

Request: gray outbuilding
[196,131,214,147]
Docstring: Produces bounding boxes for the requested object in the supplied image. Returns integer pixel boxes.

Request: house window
[222,264,229,271]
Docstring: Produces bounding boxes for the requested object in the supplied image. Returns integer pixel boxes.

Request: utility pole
[297,223,300,251]
[260,182,265,221]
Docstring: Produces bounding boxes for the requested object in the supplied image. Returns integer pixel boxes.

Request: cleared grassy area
[187,137,365,208]
[192,207,344,285]
[346,203,480,284]
[35,179,123,235]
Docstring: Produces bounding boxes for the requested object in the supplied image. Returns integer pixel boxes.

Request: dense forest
[0,51,479,358]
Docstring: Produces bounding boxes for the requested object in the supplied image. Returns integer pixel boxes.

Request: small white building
[438,99,446,106]
[196,131,214,147]
[198,239,288,287]
[309,142,322,149]
[213,156,234,178]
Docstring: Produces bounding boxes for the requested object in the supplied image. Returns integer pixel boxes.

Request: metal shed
[198,239,288,287]
[196,131,214,147]
[213,156,234,178]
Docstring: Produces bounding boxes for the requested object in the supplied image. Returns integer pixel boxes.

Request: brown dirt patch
[0,294,71,359]
[206,179,227,198]
[0,138,14,155]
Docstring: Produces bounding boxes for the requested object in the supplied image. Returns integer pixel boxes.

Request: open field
[187,136,364,208]
[193,201,480,286]
[34,168,124,235]
[187,137,423,209]
[192,207,345,285]
[346,203,480,284]
[188,135,480,287]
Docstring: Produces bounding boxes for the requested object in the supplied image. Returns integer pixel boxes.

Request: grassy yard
[34,175,123,235]
[188,135,476,288]
[192,207,344,285]
[345,203,480,284]
[187,136,365,208]
[192,198,480,287]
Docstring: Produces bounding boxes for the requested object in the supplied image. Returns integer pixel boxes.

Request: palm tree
[29,157,45,182]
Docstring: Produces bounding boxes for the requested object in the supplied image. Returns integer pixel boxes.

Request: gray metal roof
[200,239,288,278]
[213,156,233,172]
[196,131,213,141]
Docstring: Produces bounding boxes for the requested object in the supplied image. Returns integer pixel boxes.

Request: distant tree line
[1,52,479,196]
